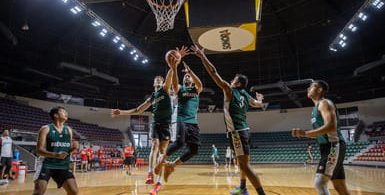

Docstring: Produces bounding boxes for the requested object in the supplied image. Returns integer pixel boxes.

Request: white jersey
[170,95,178,142]
[226,148,232,158]
[1,136,13,157]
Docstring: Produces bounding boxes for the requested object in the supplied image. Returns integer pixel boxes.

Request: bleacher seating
[355,142,385,162]
[365,121,385,138]
[136,132,370,164]
[0,97,122,141]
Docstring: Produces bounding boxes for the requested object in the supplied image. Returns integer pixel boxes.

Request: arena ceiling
[0,0,384,110]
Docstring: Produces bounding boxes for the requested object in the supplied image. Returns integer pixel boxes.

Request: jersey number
[239,96,245,108]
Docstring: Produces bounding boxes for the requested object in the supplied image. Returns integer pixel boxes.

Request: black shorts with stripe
[316,140,346,180]
[228,130,250,157]
[150,123,171,141]
[35,166,75,188]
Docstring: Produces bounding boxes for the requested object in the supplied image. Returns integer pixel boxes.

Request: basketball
[165,49,181,66]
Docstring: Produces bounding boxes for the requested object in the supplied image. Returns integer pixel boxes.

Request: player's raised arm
[249,92,265,108]
[190,45,231,97]
[111,98,152,117]
[183,62,203,94]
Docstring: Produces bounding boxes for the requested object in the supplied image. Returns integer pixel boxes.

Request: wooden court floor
[1,164,384,195]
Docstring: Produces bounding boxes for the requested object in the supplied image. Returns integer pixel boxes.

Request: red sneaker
[149,182,162,195]
[145,172,154,185]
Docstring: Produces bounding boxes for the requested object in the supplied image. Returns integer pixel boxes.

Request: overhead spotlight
[70,6,82,14]
[348,24,358,32]
[339,40,346,48]
[339,34,347,40]
[371,0,383,8]
[358,12,367,21]
[21,22,29,31]
[141,59,149,64]
[329,47,337,52]
[376,1,384,8]
[62,0,68,3]
[99,28,107,37]
[113,36,120,43]
[119,44,125,51]
[92,21,101,27]
[130,49,137,55]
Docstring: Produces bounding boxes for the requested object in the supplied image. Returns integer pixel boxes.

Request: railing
[13,144,37,171]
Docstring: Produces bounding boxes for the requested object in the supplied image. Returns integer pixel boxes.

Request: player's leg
[146,138,159,184]
[331,141,350,195]
[331,179,349,195]
[54,169,78,195]
[32,166,50,195]
[164,143,198,182]
[62,178,79,195]
[156,122,186,175]
[231,130,265,195]
[32,180,49,195]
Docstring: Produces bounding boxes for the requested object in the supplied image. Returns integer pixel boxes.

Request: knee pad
[314,173,330,195]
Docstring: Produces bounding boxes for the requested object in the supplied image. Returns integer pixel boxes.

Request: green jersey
[311,100,343,144]
[224,88,252,132]
[42,124,71,169]
[151,87,172,124]
[177,86,199,124]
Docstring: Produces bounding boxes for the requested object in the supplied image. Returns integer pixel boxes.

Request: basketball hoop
[146,0,184,32]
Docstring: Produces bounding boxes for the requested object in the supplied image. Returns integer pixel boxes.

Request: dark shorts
[176,122,201,145]
[228,130,250,157]
[0,157,12,167]
[317,141,346,180]
[151,123,171,141]
[124,157,135,165]
[35,167,75,188]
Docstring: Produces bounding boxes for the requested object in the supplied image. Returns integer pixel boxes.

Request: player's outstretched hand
[255,92,264,102]
[292,128,306,138]
[190,45,205,59]
[111,109,121,117]
[176,46,190,58]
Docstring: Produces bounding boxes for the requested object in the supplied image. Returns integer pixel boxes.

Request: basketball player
[191,45,266,195]
[123,143,135,175]
[80,146,88,172]
[0,129,13,185]
[33,106,79,195]
[226,146,232,168]
[292,80,349,195]
[111,48,187,185]
[211,144,219,167]
[155,60,203,183]
[306,143,314,165]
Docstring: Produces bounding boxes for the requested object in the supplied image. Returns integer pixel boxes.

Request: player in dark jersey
[191,45,266,195]
[155,61,203,182]
[33,106,79,195]
[111,47,188,187]
[292,80,349,195]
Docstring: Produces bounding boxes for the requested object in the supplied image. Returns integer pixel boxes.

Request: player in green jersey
[111,47,189,189]
[33,106,79,195]
[191,45,266,195]
[156,61,203,182]
[292,80,349,195]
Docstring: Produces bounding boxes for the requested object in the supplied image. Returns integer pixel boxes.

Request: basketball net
[146,0,184,32]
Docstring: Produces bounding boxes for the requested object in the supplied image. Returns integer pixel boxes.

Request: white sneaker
[0,179,8,185]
